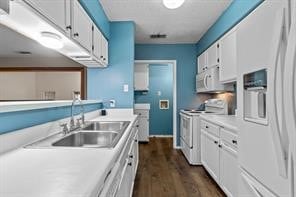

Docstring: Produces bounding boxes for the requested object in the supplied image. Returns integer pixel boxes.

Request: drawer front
[134,109,149,117]
[220,128,238,148]
[201,120,220,137]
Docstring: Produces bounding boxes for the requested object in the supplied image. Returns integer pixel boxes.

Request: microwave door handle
[203,74,209,90]
[269,8,288,178]
[284,0,296,169]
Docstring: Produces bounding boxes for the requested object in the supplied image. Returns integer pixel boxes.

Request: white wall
[0,72,36,100]
[35,72,81,100]
[0,71,81,100]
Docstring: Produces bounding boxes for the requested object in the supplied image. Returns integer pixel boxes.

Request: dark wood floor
[133,137,226,197]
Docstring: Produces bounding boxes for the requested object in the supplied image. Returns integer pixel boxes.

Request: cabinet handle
[214,141,218,144]
[128,162,132,166]
[100,55,104,58]
[217,43,220,48]
[103,58,106,61]
[129,155,134,159]
[73,33,79,37]
[205,126,209,129]
[135,139,138,143]
[218,144,222,148]
[136,125,139,128]
[217,58,220,63]
[66,25,72,30]
[232,140,238,144]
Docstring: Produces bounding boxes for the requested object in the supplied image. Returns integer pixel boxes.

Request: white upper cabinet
[197,51,208,73]
[24,0,70,34]
[219,28,237,83]
[101,35,109,66]
[207,41,220,68]
[93,26,103,60]
[134,63,149,91]
[72,0,92,53]
[93,26,109,67]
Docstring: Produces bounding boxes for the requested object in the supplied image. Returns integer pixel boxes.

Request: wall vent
[150,34,167,39]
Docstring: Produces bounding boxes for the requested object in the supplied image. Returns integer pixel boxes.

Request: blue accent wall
[79,0,110,39]
[196,0,263,55]
[135,44,203,144]
[135,64,173,135]
[0,103,102,134]
[87,22,135,108]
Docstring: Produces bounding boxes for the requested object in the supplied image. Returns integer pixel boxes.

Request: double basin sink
[27,121,130,149]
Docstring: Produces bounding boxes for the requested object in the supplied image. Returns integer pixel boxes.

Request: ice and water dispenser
[244,69,268,125]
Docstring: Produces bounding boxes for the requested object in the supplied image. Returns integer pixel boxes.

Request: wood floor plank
[133,138,226,197]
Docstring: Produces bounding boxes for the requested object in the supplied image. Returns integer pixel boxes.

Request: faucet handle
[76,117,83,128]
[60,123,69,134]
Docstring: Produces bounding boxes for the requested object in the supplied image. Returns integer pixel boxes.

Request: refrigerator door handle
[241,170,278,197]
[241,173,263,197]
[269,8,289,178]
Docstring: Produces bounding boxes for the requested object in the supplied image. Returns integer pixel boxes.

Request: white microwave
[196,66,233,93]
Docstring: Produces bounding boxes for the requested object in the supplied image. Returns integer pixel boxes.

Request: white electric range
[180,99,228,165]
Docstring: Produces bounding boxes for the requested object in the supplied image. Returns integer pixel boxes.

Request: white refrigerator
[237,0,296,196]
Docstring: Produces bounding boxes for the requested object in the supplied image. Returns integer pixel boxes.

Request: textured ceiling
[100,0,232,44]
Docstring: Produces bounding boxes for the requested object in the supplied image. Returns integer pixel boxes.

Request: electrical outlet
[110,100,116,108]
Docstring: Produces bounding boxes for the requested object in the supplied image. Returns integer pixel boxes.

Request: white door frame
[134,60,178,149]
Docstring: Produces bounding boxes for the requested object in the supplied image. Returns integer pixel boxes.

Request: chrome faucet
[69,92,85,131]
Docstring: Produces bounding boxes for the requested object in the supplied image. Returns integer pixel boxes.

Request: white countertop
[0,111,137,197]
[200,114,238,132]
[134,103,150,110]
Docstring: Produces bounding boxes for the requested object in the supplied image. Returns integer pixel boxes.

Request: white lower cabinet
[220,140,238,197]
[201,119,238,197]
[99,120,139,197]
[203,131,220,183]
[134,109,149,142]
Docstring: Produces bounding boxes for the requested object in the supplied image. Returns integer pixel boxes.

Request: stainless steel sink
[82,121,129,132]
[52,131,118,148]
[25,121,130,149]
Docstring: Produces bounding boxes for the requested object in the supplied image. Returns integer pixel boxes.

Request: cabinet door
[138,117,149,142]
[220,141,238,197]
[219,29,237,83]
[25,0,70,33]
[201,131,207,165]
[204,132,220,182]
[207,42,220,68]
[132,131,139,179]
[134,64,149,91]
[101,35,109,66]
[197,51,207,73]
[93,26,102,61]
[72,0,92,52]
[117,159,133,197]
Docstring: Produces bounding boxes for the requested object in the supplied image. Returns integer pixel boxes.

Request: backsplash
[214,92,236,115]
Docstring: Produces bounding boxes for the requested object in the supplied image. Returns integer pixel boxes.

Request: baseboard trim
[149,135,173,138]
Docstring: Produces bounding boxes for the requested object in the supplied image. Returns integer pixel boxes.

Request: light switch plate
[123,84,129,92]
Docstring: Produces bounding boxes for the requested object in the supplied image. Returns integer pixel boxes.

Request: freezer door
[239,169,278,197]
[284,0,296,195]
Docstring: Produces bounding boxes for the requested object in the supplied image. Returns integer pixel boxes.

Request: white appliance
[196,65,233,93]
[180,99,228,165]
[237,1,295,196]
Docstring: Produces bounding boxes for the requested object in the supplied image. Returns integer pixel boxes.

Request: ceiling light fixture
[163,0,185,9]
[39,32,64,49]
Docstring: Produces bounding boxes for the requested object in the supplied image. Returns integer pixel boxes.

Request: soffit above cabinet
[100,0,232,44]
